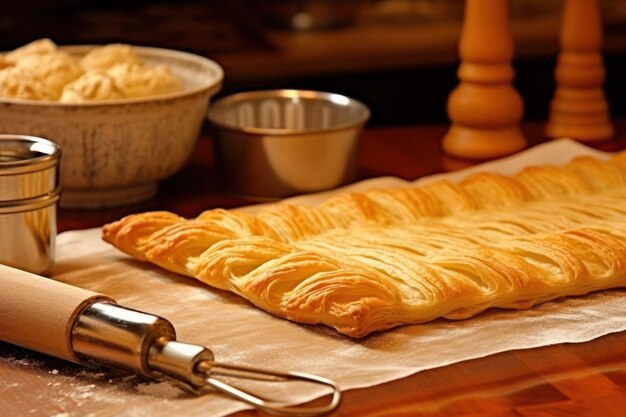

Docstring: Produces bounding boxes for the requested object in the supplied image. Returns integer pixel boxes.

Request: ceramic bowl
[207,89,370,200]
[0,45,224,208]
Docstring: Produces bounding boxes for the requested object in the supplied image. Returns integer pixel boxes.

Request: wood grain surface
[4,119,626,417]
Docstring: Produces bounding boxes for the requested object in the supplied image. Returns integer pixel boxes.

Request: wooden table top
[24,119,626,416]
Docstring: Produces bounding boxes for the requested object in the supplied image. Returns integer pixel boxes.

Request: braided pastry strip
[103,152,626,337]
[105,152,626,247]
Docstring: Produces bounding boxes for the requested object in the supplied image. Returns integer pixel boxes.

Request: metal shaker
[0,134,61,275]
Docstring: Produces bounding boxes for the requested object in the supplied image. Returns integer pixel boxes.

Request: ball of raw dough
[80,44,143,72]
[107,62,182,98]
[15,51,83,98]
[0,55,12,70]
[0,67,56,100]
[5,38,58,64]
[60,70,126,102]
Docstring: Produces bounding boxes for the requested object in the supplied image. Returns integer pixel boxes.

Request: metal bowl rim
[207,89,371,136]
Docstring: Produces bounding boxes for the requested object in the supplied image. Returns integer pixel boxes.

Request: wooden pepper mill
[545,0,614,143]
[442,0,526,170]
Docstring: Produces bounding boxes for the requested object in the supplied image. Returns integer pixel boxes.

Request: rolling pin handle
[0,264,113,363]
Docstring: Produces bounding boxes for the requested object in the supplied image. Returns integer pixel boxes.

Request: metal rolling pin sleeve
[71,301,213,388]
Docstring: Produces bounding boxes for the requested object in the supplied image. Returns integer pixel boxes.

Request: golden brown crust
[102,151,626,337]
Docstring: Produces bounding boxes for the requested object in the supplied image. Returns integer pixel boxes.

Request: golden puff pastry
[103,151,626,337]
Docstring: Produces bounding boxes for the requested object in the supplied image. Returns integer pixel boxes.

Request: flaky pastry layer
[103,151,626,337]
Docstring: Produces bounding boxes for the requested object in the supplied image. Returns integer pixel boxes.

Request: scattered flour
[3,348,193,415]
[135,381,185,399]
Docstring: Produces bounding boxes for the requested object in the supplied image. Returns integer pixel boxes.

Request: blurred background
[2,0,626,127]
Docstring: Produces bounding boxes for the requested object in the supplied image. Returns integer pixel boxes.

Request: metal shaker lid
[0,134,61,205]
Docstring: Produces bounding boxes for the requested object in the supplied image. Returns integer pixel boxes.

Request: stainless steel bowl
[207,89,370,200]
[0,135,61,275]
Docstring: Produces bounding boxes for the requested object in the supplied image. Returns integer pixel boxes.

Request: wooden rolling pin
[0,263,113,363]
[0,264,341,416]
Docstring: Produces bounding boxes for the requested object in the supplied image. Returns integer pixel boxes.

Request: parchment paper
[18,139,626,417]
